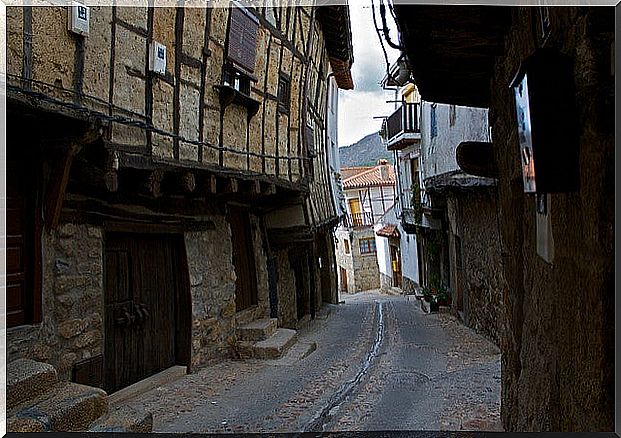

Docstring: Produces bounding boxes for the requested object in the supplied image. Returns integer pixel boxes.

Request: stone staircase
[236,318,298,359]
[7,358,152,433]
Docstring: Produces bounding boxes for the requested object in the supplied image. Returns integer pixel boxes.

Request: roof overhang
[316,3,355,90]
[393,5,513,107]
[424,170,497,194]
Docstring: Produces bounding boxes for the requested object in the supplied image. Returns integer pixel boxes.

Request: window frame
[277,72,291,113]
[359,238,377,255]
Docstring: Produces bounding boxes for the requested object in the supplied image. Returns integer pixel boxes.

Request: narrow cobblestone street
[116,291,501,433]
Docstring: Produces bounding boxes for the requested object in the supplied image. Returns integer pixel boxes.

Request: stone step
[237,318,278,342]
[108,365,187,407]
[253,328,298,359]
[7,359,59,411]
[8,381,108,432]
[89,405,153,433]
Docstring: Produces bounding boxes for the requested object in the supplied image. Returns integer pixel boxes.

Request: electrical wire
[379,0,403,51]
[7,75,311,162]
[370,0,391,84]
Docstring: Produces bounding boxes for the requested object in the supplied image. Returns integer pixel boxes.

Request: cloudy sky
[337,1,401,147]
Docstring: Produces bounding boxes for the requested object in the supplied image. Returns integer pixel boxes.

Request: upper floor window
[278,73,291,113]
[359,238,377,255]
[430,104,438,139]
[224,6,258,95]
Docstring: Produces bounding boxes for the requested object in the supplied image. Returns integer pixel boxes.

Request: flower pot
[429,301,440,312]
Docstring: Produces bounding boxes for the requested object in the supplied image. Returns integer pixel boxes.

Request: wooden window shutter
[227,7,259,75]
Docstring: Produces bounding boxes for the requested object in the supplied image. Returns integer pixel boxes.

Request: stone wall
[350,228,381,292]
[234,215,271,327]
[334,228,355,293]
[7,223,104,380]
[184,218,237,369]
[488,7,614,431]
[447,190,504,346]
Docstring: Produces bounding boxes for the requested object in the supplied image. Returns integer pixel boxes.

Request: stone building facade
[334,164,395,294]
[5,4,353,393]
[394,5,615,431]
[335,227,381,294]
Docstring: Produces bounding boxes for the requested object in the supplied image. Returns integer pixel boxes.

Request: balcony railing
[384,102,421,151]
[341,212,374,228]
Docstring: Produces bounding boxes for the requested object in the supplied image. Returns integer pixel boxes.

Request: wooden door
[6,156,40,328]
[228,207,258,312]
[340,267,348,293]
[104,233,184,393]
[390,244,402,288]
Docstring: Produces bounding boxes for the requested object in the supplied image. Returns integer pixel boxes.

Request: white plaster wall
[400,230,419,285]
[344,185,395,224]
[374,227,392,277]
[326,74,346,217]
[420,102,489,180]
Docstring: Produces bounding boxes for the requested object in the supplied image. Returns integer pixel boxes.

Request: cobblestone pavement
[117,290,502,433]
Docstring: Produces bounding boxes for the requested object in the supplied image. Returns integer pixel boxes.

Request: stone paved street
[117,290,502,433]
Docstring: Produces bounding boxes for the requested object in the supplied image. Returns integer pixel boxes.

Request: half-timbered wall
[6,5,337,198]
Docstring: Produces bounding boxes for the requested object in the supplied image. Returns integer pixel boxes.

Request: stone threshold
[108,365,187,407]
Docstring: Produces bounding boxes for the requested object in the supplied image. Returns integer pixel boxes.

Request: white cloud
[338,89,400,147]
[337,1,401,147]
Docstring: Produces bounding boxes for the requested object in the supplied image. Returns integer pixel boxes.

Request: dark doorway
[104,232,190,393]
[340,267,348,293]
[228,206,258,312]
[291,249,310,320]
[6,151,41,328]
[390,243,402,288]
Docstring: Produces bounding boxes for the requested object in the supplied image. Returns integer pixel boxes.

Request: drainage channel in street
[302,301,386,433]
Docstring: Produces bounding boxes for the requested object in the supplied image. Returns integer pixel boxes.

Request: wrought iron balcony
[383,102,421,151]
[341,212,374,228]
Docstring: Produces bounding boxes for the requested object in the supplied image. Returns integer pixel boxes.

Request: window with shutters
[224,6,259,95]
[359,238,377,255]
[278,73,291,113]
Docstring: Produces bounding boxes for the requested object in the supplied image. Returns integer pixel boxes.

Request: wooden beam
[222,177,238,194]
[181,172,196,193]
[206,174,218,195]
[146,168,165,198]
[45,146,78,230]
[104,170,118,192]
